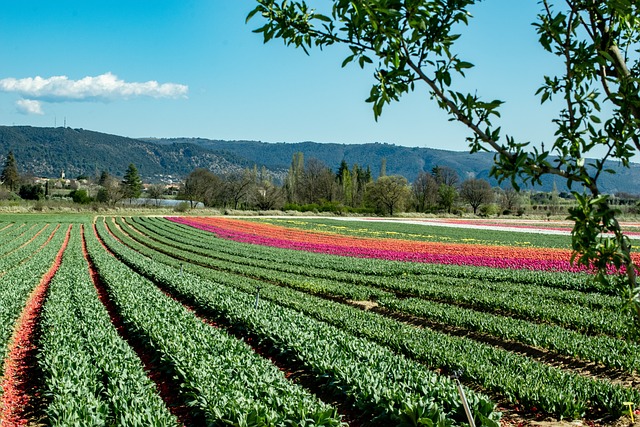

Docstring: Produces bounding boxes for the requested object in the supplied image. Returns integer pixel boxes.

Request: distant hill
[0,126,638,194]
[0,126,254,183]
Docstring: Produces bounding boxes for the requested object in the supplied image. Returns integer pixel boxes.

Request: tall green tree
[122,163,142,202]
[438,184,458,214]
[1,151,20,192]
[250,0,640,332]
[285,152,305,203]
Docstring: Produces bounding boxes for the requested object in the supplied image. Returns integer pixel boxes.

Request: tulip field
[0,215,639,426]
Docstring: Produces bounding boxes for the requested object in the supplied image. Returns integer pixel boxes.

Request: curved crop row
[121,218,640,373]
[132,218,616,311]
[251,218,575,248]
[115,217,640,373]
[84,225,344,427]
[96,219,500,426]
[0,224,55,277]
[98,219,639,420]
[120,218,628,339]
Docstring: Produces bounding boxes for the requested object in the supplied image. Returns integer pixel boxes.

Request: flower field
[168,216,640,273]
[0,215,639,426]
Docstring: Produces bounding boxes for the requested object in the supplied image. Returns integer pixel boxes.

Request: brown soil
[84,224,203,426]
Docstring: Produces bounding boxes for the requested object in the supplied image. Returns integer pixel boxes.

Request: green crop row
[99,218,640,420]
[147,217,619,311]
[38,225,178,426]
[133,217,601,308]
[120,218,628,339]
[0,222,16,234]
[0,224,57,276]
[118,217,640,373]
[0,223,37,253]
[377,296,640,372]
[112,218,639,371]
[0,222,27,239]
[84,224,344,427]
[96,219,500,427]
[0,224,67,363]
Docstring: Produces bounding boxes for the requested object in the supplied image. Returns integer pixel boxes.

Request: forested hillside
[0,126,254,182]
[0,126,638,193]
[147,137,640,193]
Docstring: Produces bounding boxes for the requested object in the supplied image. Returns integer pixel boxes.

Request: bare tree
[460,179,494,215]
[250,180,284,210]
[301,158,336,204]
[432,165,459,187]
[412,171,439,212]
[499,186,521,214]
[222,169,255,209]
[146,184,166,207]
[96,176,124,207]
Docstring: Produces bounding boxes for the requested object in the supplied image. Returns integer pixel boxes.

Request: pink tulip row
[169,217,591,273]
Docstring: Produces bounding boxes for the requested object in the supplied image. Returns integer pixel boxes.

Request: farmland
[0,215,639,426]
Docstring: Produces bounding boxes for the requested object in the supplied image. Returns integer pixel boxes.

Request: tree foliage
[249,0,640,332]
[122,163,142,202]
[18,183,44,201]
[437,184,457,214]
[1,151,20,192]
[366,175,410,215]
[179,168,222,208]
[69,189,92,204]
[412,171,438,212]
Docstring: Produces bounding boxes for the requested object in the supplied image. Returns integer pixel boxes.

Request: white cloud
[16,99,44,115]
[0,72,188,102]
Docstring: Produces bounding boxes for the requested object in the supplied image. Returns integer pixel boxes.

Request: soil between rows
[84,224,204,427]
[0,224,70,427]
[94,223,363,426]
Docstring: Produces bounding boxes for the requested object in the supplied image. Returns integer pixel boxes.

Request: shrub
[18,184,45,200]
[174,202,190,213]
[479,203,499,217]
[69,189,93,204]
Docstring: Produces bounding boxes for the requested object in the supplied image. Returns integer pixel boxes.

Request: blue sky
[0,0,560,152]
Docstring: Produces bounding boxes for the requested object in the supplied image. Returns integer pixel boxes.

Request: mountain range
[1,125,638,194]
